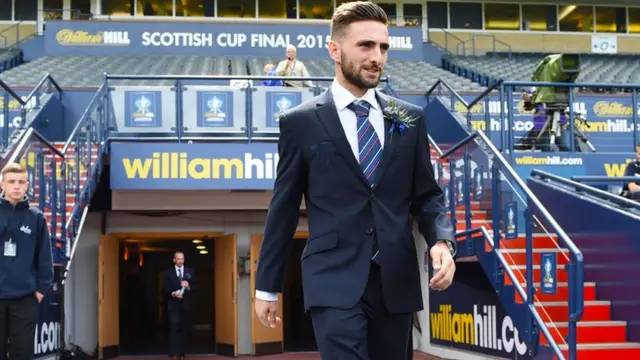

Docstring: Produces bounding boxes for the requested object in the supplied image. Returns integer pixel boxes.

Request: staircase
[427,84,640,359]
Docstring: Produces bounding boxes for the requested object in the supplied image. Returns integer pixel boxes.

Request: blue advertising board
[453,95,640,153]
[33,267,62,358]
[110,142,279,190]
[44,20,423,60]
[429,262,531,359]
[511,152,635,180]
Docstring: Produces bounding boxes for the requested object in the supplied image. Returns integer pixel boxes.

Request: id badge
[4,240,16,257]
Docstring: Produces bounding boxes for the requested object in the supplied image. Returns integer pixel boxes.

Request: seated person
[263,64,282,86]
[622,144,640,200]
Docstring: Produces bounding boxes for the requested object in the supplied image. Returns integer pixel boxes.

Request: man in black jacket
[0,163,54,360]
[163,252,195,360]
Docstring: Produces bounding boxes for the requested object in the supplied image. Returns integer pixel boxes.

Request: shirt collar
[175,266,183,270]
[330,79,379,112]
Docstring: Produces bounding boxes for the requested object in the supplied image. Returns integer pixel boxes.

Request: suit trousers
[168,307,189,356]
[0,295,40,360]
[309,263,413,360]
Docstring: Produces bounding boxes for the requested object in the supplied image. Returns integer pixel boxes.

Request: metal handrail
[533,170,640,210]
[438,128,583,360]
[463,226,564,358]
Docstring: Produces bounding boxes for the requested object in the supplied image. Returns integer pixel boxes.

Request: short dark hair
[330,1,388,40]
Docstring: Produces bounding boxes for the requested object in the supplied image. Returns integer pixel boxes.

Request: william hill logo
[56,29,131,46]
[0,97,22,110]
[592,101,632,117]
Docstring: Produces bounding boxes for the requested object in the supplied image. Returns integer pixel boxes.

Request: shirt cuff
[255,290,278,302]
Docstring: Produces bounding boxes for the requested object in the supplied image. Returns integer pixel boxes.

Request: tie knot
[347,100,371,117]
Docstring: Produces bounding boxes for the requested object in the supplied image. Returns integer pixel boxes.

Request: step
[501,248,570,266]
[505,264,568,285]
[515,282,596,304]
[455,219,491,231]
[454,201,481,211]
[454,210,488,221]
[537,301,611,322]
[502,235,559,249]
[558,342,640,360]
[541,320,628,345]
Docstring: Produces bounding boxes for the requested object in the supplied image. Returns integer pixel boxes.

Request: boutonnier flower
[383,100,418,143]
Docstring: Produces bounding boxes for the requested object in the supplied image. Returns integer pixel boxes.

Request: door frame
[105,231,225,356]
[250,231,308,355]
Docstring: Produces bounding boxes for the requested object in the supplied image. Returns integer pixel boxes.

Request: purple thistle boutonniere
[383,100,417,143]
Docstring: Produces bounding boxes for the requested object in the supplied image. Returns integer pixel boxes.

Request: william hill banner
[110,142,279,190]
[44,20,422,60]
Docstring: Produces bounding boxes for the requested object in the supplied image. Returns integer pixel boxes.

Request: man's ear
[328,40,341,63]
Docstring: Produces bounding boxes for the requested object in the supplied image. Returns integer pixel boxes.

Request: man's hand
[255,299,281,329]
[429,242,456,291]
[34,291,44,303]
[181,280,189,289]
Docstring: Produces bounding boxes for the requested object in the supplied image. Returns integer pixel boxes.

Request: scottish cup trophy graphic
[132,95,154,122]
[475,171,482,197]
[457,178,463,203]
[274,96,292,121]
[204,95,226,122]
[542,257,554,288]
[506,207,516,233]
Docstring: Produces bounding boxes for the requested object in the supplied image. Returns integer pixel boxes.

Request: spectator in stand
[263,64,282,86]
[275,45,314,88]
[622,144,640,200]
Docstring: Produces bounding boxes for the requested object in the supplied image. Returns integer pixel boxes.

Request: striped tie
[347,100,382,264]
[348,100,382,184]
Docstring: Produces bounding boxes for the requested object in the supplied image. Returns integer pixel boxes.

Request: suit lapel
[372,90,397,190]
[315,89,369,186]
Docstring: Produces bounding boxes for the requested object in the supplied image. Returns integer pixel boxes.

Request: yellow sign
[56,29,104,45]
[592,101,633,117]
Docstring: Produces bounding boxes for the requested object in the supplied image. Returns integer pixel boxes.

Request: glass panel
[522,5,557,31]
[403,4,422,27]
[0,0,11,21]
[299,0,332,20]
[217,0,255,18]
[259,0,295,19]
[137,0,174,16]
[15,0,38,20]
[630,8,640,34]
[176,0,215,17]
[595,7,627,33]
[484,3,519,31]
[449,2,482,30]
[71,0,91,15]
[102,0,134,16]
[559,5,594,32]
[426,1,447,29]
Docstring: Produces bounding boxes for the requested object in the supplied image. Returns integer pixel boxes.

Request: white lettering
[141,32,214,47]
[33,322,61,355]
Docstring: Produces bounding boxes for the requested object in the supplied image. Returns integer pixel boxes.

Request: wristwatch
[436,240,456,257]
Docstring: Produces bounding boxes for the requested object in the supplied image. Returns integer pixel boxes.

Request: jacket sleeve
[410,108,456,251]
[35,214,54,294]
[255,112,306,293]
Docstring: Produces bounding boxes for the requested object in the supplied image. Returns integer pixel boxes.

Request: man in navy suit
[254,2,456,359]
[164,252,195,360]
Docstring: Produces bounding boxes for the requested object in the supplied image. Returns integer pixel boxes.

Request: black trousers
[168,308,189,356]
[0,295,39,360]
[309,264,413,360]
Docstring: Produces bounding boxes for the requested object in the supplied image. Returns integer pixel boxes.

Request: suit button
[366,228,374,235]
[370,194,377,201]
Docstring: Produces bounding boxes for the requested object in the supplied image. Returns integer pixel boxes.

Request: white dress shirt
[255,79,385,302]
[176,266,184,278]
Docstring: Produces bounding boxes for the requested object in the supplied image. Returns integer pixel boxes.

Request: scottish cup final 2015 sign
[44,20,423,60]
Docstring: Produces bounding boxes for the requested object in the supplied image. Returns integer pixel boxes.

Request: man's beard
[340,51,381,89]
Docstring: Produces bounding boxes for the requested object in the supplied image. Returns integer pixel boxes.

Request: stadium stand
[0,55,485,92]
[443,52,640,90]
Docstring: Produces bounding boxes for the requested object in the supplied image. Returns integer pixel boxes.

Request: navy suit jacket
[164,267,196,312]
[256,89,454,314]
